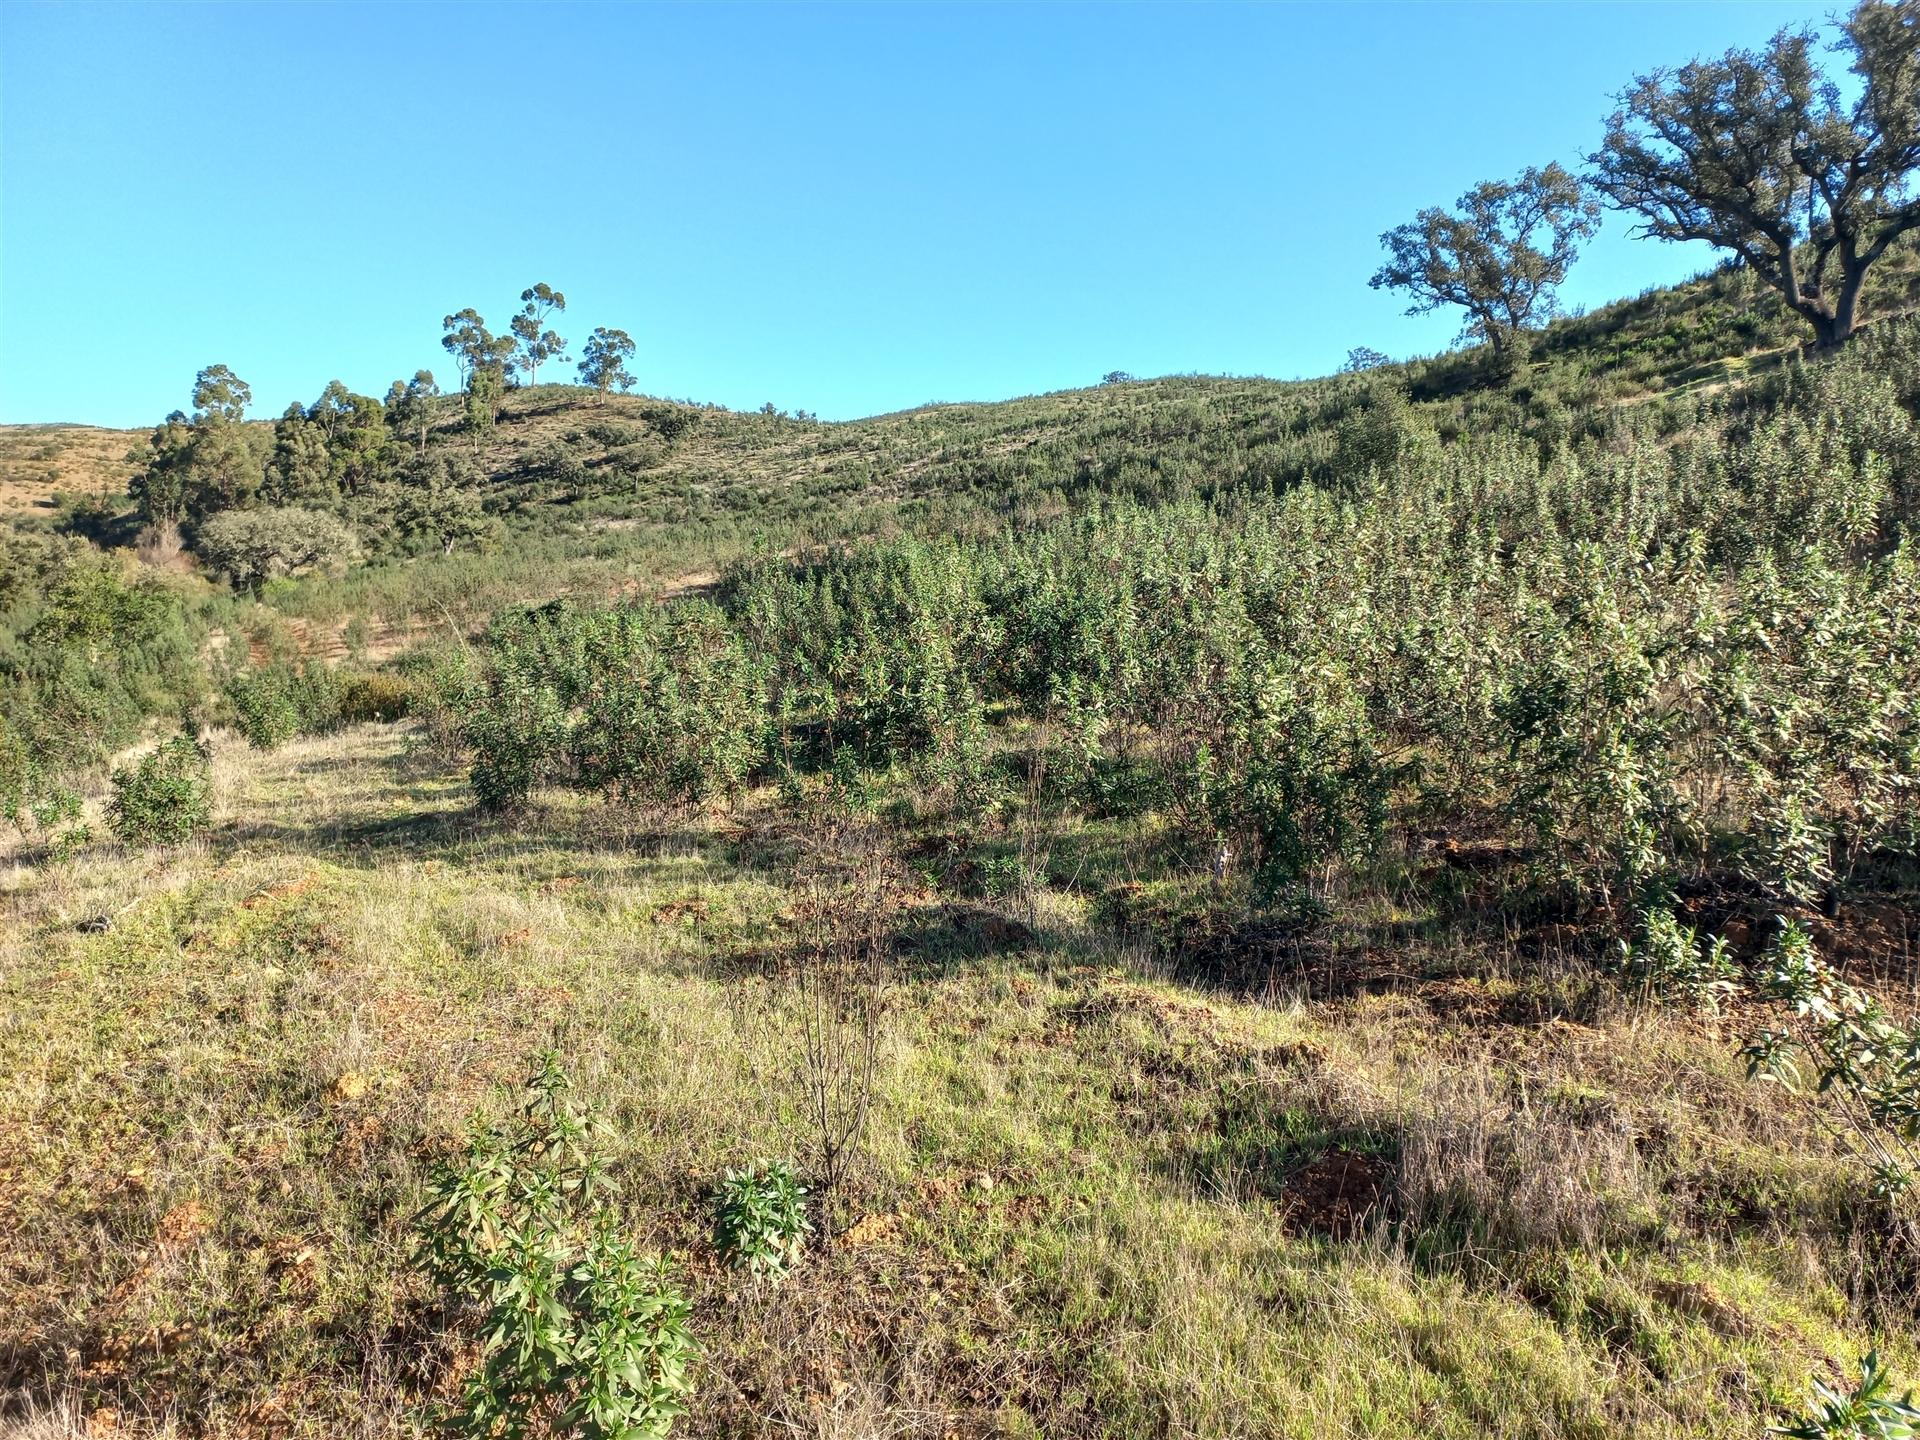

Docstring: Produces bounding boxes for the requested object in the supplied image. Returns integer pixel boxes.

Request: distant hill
[10,243,1920,526]
[0,424,141,514]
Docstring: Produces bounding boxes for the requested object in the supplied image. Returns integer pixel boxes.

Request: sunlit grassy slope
[2,719,1913,1438]
[7,253,1920,1438]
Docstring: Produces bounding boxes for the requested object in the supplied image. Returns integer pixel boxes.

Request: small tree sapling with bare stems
[787,822,902,1216]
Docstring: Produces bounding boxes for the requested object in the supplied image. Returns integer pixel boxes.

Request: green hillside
[3,256,1920,1440]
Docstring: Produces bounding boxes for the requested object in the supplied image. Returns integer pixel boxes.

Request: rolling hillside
[3,255,1920,1440]
[9,245,1918,528]
[0,426,141,516]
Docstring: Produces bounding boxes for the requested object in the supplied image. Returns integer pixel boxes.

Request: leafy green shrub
[415,1051,696,1439]
[406,647,481,760]
[979,852,1034,900]
[1,533,206,811]
[462,661,572,812]
[1708,550,1920,906]
[226,661,346,749]
[1078,753,1167,820]
[24,779,92,860]
[2,742,81,841]
[711,1161,811,1279]
[195,505,358,593]
[576,603,768,809]
[1328,379,1429,480]
[0,727,31,832]
[1196,659,1394,900]
[582,421,644,448]
[1493,578,1692,907]
[337,671,413,724]
[637,402,699,443]
[730,540,993,793]
[1742,919,1920,1199]
[450,599,601,811]
[454,599,767,814]
[1616,906,1738,1010]
[227,667,299,749]
[1773,1350,1920,1439]
[27,780,82,833]
[107,735,212,845]
[48,822,93,860]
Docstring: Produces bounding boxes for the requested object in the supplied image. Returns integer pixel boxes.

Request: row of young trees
[1372,0,1920,361]
[436,323,1920,918]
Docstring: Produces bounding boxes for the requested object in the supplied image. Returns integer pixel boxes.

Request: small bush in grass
[3,740,93,847]
[108,735,211,845]
[337,672,413,724]
[404,648,481,761]
[1772,1350,1920,1438]
[48,823,93,861]
[711,1162,811,1278]
[415,1051,695,1439]
[227,667,299,749]
[1741,919,1920,1200]
[226,661,346,749]
[1616,905,1738,1010]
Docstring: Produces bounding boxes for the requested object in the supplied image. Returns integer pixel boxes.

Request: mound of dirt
[1280,1148,1390,1238]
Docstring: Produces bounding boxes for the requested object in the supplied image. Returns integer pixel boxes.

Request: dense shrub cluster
[225,660,348,749]
[749,351,1920,902]
[453,598,768,812]
[222,662,413,747]
[1,534,204,830]
[435,327,1920,915]
[107,734,212,845]
[337,671,414,724]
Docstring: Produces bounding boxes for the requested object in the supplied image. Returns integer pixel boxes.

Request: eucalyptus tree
[578,327,637,402]
[134,365,272,517]
[442,308,514,425]
[511,283,568,386]
[328,389,393,496]
[442,309,503,386]
[128,412,194,527]
[385,369,440,458]
[399,449,499,555]
[262,403,334,506]
[307,379,354,442]
[190,364,251,424]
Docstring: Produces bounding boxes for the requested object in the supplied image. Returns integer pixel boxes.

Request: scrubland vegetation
[6,299,1920,1435]
[7,6,1920,1436]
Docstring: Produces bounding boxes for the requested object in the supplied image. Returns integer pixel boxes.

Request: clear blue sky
[0,1,1832,427]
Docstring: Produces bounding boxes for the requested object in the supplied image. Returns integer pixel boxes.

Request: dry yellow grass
[0,426,143,515]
